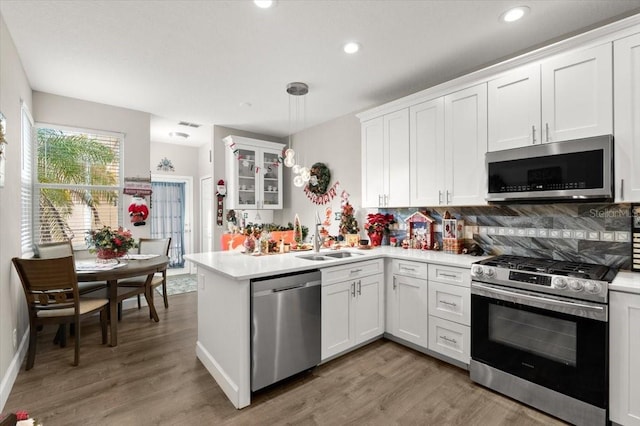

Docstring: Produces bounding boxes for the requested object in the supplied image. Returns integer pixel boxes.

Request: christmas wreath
[306,162,331,195]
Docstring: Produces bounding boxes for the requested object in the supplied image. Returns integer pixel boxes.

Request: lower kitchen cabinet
[387,259,429,348]
[610,290,640,426]
[428,316,470,364]
[321,260,384,360]
[427,264,471,364]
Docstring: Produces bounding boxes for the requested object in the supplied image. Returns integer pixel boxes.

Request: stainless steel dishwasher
[251,269,321,392]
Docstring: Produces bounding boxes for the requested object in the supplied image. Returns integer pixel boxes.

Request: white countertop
[185,246,490,280]
[610,270,640,294]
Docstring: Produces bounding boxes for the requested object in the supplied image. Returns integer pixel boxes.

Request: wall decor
[157,157,175,172]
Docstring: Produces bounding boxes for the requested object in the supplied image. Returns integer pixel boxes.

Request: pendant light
[285,82,308,168]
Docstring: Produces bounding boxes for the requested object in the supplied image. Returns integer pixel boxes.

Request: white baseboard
[0,328,29,412]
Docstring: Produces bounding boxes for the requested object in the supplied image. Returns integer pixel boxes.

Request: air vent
[178,121,201,128]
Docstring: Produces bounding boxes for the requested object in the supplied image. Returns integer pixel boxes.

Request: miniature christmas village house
[442,215,465,254]
[404,211,436,250]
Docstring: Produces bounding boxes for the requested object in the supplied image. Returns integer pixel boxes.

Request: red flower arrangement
[86,226,137,259]
[364,213,396,234]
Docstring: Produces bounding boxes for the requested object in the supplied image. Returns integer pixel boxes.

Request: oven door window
[472,294,607,408]
[489,304,577,366]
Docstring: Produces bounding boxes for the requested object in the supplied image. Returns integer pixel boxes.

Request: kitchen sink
[324,252,362,259]
[296,254,330,261]
[297,251,363,261]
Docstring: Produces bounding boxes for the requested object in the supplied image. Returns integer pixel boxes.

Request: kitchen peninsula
[185,247,486,409]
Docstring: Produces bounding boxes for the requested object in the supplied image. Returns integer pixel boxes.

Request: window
[34,124,123,246]
[21,102,34,255]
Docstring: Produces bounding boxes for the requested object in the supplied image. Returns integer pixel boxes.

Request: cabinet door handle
[378,194,382,207]
[351,282,356,298]
[620,179,624,201]
[357,280,362,296]
[393,276,397,290]
[532,125,536,144]
[384,194,389,207]
[446,190,451,204]
[438,190,443,205]
[545,123,550,142]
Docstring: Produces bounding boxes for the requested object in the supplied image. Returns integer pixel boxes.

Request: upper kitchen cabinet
[540,43,613,143]
[409,98,445,206]
[443,84,488,206]
[488,43,613,151]
[223,135,284,210]
[361,109,410,208]
[614,32,640,202]
[488,64,541,151]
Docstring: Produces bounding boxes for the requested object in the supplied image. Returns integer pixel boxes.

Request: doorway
[151,175,193,274]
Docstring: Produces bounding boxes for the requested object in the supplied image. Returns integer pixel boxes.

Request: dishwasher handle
[272,280,321,293]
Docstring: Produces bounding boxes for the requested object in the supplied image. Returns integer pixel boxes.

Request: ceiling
[2,1,640,147]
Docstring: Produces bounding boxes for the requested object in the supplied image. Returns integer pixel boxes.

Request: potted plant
[86,226,137,262]
[364,213,396,246]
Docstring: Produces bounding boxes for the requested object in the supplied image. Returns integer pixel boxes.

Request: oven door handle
[471,282,608,322]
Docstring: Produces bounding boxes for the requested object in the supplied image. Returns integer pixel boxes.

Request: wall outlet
[12,328,17,349]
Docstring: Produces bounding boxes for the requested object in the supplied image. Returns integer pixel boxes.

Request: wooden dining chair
[117,237,171,319]
[12,255,109,370]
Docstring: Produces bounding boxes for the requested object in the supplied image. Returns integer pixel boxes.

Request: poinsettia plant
[86,225,137,255]
[364,213,396,234]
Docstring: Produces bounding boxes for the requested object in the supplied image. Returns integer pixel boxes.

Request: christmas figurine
[128,196,149,226]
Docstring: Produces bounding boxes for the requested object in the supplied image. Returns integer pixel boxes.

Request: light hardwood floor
[5,292,567,425]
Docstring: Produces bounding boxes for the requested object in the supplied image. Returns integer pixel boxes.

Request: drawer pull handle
[440,300,457,307]
[440,335,458,344]
[439,273,457,278]
[351,268,363,274]
[401,267,416,272]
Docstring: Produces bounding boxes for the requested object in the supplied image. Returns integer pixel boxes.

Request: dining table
[75,254,169,346]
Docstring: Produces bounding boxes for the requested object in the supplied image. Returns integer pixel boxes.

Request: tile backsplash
[382,203,632,270]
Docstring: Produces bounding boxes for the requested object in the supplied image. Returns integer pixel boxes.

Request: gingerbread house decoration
[405,211,436,250]
[442,214,465,254]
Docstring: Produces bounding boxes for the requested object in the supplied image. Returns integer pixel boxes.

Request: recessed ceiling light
[500,6,530,23]
[343,42,360,54]
[169,131,190,139]
[254,0,274,9]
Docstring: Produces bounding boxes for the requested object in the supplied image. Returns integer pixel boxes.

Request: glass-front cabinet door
[261,149,283,209]
[224,135,284,210]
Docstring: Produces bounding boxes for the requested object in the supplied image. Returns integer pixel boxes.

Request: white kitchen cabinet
[610,290,640,426]
[387,259,428,348]
[614,33,640,202]
[541,43,613,143]
[427,264,471,364]
[487,43,612,152]
[321,260,384,360]
[409,98,445,206]
[488,64,541,151]
[443,84,488,206]
[361,109,410,207]
[223,135,284,210]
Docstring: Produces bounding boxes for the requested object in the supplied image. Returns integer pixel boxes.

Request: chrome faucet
[313,211,322,253]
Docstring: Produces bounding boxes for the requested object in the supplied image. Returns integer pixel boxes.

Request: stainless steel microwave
[486,135,614,202]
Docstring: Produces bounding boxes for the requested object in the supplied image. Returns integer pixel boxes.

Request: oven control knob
[568,279,584,292]
[484,267,496,278]
[585,281,602,294]
[553,277,567,289]
[471,265,484,277]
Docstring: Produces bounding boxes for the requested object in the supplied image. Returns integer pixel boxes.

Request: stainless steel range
[469,255,616,426]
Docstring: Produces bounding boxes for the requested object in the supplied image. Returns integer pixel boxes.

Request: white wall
[33,91,151,242]
[281,112,364,242]
[0,12,33,411]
